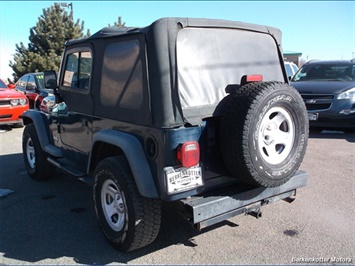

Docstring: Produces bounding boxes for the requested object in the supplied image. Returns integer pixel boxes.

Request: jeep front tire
[220,82,308,187]
[22,123,54,180]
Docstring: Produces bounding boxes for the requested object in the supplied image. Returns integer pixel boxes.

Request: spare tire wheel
[220,81,309,187]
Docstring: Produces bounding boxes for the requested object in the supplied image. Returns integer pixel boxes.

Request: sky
[0,1,354,81]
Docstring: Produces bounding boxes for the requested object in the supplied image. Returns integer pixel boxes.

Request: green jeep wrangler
[22,17,309,252]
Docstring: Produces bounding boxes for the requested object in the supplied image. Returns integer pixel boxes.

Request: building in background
[283,51,302,66]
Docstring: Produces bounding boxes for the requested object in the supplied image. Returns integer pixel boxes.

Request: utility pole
[60,2,73,18]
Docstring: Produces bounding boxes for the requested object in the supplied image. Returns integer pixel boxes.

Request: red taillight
[247,74,263,82]
[177,141,200,168]
[241,74,263,86]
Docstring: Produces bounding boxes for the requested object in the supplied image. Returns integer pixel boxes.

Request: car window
[292,64,355,81]
[292,64,299,73]
[35,74,45,89]
[285,64,293,77]
[62,50,92,90]
[17,75,29,88]
[27,75,36,90]
[0,80,7,88]
[177,28,283,109]
[100,40,143,109]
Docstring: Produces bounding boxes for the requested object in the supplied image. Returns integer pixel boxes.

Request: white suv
[285,61,299,79]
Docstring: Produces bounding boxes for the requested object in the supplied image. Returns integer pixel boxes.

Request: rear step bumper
[179,170,308,230]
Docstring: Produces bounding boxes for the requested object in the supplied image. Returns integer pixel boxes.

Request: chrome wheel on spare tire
[220,81,309,188]
[257,106,295,165]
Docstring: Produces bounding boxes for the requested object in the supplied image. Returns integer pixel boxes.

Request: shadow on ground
[308,127,355,143]
[0,153,236,264]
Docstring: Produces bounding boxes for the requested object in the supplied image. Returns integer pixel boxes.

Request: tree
[9,3,90,81]
[108,16,126,28]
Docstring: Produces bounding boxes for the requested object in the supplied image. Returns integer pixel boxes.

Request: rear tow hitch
[248,208,263,219]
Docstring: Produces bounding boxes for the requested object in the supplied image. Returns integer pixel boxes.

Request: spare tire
[220,81,308,187]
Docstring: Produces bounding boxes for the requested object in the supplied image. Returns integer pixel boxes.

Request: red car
[0,78,29,127]
[15,72,52,109]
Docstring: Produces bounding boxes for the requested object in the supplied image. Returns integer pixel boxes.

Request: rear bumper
[178,170,308,229]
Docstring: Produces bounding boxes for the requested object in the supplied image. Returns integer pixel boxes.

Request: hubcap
[26,138,36,169]
[101,179,126,231]
[257,106,295,165]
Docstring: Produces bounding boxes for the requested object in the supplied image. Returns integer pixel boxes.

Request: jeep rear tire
[22,123,54,180]
[220,82,308,187]
[93,156,162,252]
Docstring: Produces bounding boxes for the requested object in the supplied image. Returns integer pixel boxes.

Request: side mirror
[7,84,16,89]
[40,95,56,113]
[44,70,58,89]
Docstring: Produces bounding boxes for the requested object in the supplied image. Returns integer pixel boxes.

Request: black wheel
[22,123,55,180]
[93,156,161,252]
[220,82,309,187]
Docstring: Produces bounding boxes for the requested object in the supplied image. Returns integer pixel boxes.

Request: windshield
[292,63,355,82]
[34,73,45,89]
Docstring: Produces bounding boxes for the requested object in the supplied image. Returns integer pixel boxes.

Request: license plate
[308,113,318,121]
[164,166,203,194]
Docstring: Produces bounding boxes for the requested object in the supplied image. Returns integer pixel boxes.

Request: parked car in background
[284,61,299,79]
[15,72,53,109]
[0,78,29,127]
[291,59,355,130]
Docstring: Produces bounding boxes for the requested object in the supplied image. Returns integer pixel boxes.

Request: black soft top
[65,18,284,128]
[67,17,282,45]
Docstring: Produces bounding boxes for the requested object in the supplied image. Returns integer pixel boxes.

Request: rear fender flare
[90,129,158,198]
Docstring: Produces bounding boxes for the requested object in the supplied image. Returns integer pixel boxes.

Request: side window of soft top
[62,49,92,90]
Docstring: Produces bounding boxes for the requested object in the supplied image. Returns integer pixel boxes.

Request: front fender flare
[22,110,63,158]
[90,129,158,198]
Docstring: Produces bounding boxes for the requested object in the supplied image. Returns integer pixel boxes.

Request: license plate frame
[165,166,203,194]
